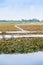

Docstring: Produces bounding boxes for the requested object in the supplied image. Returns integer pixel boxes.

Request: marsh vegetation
[0,38,43,53]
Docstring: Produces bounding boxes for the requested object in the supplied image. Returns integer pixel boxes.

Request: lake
[0,52,43,65]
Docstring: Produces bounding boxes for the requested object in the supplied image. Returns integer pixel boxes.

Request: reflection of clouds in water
[34,62,43,65]
[0,52,43,65]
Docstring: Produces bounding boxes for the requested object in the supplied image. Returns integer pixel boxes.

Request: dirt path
[15,25,25,31]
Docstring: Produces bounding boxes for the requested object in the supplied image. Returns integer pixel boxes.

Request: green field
[0,21,43,24]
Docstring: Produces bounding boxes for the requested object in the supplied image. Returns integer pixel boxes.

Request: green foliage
[0,38,43,54]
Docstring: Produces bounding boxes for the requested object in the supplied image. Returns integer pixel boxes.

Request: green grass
[0,21,28,24]
[0,38,43,54]
[0,21,43,24]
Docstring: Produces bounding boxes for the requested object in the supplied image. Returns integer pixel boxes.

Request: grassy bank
[0,38,43,53]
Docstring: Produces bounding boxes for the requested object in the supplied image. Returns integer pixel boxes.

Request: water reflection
[0,52,43,65]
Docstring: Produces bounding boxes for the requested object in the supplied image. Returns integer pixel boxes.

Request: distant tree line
[0,19,43,22]
[21,19,40,22]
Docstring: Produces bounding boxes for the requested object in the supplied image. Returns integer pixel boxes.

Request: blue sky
[0,0,43,20]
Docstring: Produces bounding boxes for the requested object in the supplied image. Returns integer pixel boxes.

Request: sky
[0,0,43,20]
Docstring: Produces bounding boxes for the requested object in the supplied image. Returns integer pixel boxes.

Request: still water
[0,52,43,65]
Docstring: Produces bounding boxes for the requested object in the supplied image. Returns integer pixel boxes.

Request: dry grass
[18,24,43,31]
[0,24,20,31]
